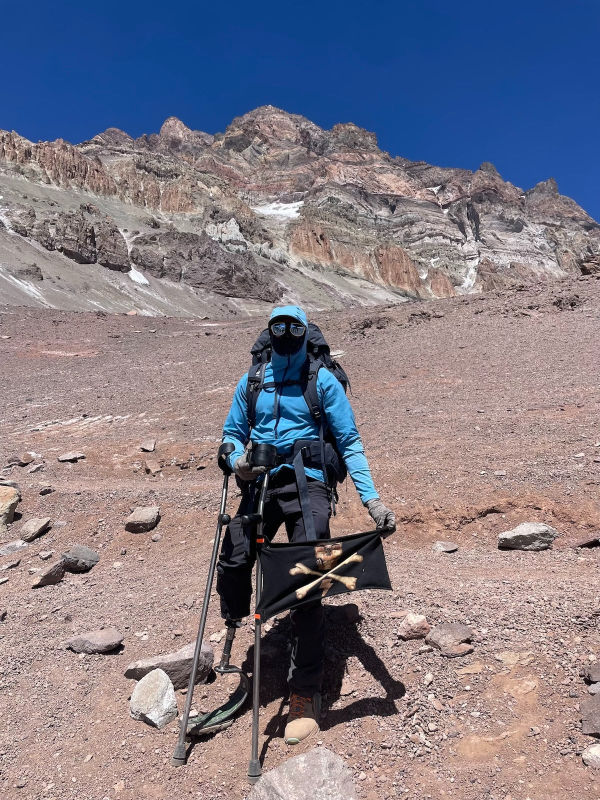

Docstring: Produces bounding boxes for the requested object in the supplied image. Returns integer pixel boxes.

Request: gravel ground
[0,274,599,800]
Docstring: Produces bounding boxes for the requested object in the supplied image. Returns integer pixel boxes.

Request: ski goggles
[269,321,307,338]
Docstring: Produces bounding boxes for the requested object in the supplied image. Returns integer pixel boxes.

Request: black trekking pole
[244,444,277,784]
[172,442,235,767]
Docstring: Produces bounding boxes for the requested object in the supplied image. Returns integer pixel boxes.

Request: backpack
[246,322,349,434]
[245,323,350,532]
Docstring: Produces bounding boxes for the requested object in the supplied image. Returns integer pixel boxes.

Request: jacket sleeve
[222,374,250,470]
[318,371,379,504]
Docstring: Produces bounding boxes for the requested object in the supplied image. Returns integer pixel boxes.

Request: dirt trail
[1,275,599,800]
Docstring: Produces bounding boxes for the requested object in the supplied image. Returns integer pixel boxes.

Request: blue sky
[3,0,599,220]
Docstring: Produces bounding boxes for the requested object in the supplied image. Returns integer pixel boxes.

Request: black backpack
[246,322,349,434]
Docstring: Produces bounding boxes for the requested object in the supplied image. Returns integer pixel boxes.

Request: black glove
[365,499,396,533]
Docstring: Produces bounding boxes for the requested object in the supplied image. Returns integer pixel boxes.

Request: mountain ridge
[1,105,598,317]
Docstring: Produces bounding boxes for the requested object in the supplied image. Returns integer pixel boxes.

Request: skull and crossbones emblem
[289,543,363,599]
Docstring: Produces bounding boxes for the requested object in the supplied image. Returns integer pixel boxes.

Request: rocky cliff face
[1,105,598,316]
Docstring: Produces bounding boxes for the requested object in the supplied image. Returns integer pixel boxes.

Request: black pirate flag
[255,530,392,621]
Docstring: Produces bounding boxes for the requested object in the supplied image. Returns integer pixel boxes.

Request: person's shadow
[239,602,406,763]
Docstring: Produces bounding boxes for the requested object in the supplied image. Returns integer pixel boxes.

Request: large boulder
[65,627,124,654]
[125,506,160,533]
[21,517,52,542]
[129,669,178,729]
[124,641,213,689]
[32,561,65,588]
[498,522,560,551]
[61,544,99,573]
[0,485,21,535]
[247,747,357,800]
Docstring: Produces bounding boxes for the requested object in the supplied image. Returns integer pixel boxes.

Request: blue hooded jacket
[222,305,379,504]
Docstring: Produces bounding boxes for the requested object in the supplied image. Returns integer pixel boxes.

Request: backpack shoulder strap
[246,362,267,431]
[302,360,323,424]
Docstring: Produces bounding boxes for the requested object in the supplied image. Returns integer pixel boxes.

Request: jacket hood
[268,305,308,379]
[269,305,308,326]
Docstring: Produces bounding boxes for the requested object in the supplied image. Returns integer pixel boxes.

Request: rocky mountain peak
[329,122,379,152]
[89,127,134,148]
[529,177,559,196]
[159,116,192,140]
[478,161,501,177]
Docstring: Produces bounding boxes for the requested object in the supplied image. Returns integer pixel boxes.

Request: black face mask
[270,331,305,357]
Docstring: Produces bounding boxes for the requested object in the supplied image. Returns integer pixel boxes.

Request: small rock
[39,485,54,496]
[65,627,124,654]
[425,622,475,655]
[32,561,65,588]
[39,551,54,560]
[494,470,507,477]
[27,463,44,474]
[589,684,600,696]
[1,558,20,570]
[246,747,357,800]
[582,694,600,736]
[498,522,560,551]
[583,743,600,768]
[0,540,27,557]
[62,544,99,573]
[0,577,8,586]
[125,506,160,533]
[140,438,157,453]
[574,535,600,548]
[432,541,458,553]
[130,669,178,729]
[151,533,162,542]
[584,664,600,684]
[441,642,475,658]
[21,517,52,542]
[397,612,431,640]
[340,677,355,696]
[124,641,213,689]
[424,672,434,687]
[0,609,7,621]
[143,459,162,476]
[57,451,86,463]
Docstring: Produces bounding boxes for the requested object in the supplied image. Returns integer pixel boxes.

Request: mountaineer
[217,304,396,744]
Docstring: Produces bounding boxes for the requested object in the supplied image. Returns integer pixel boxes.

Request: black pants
[216,470,331,696]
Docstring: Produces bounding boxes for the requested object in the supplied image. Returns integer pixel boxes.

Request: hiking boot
[284,692,321,745]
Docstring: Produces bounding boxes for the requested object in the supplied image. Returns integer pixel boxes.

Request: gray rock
[65,627,124,654]
[39,485,54,496]
[39,551,53,560]
[1,558,20,570]
[432,541,458,553]
[247,747,357,800]
[583,743,600,768]
[62,544,99,573]
[0,540,27,557]
[124,641,213,689]
[129,669,178,729]
[426,623,474,655]
[582,694,600,736]
[143,459,162,476]
[57,451,86,463]
[140,438,156,452]
[32,561,65,588]
[498,522,560,551]
[0,484,21,535]
[589,684,600,696]
[583,664,600,684]
[125,506,160,533]
[21,517,52,542]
